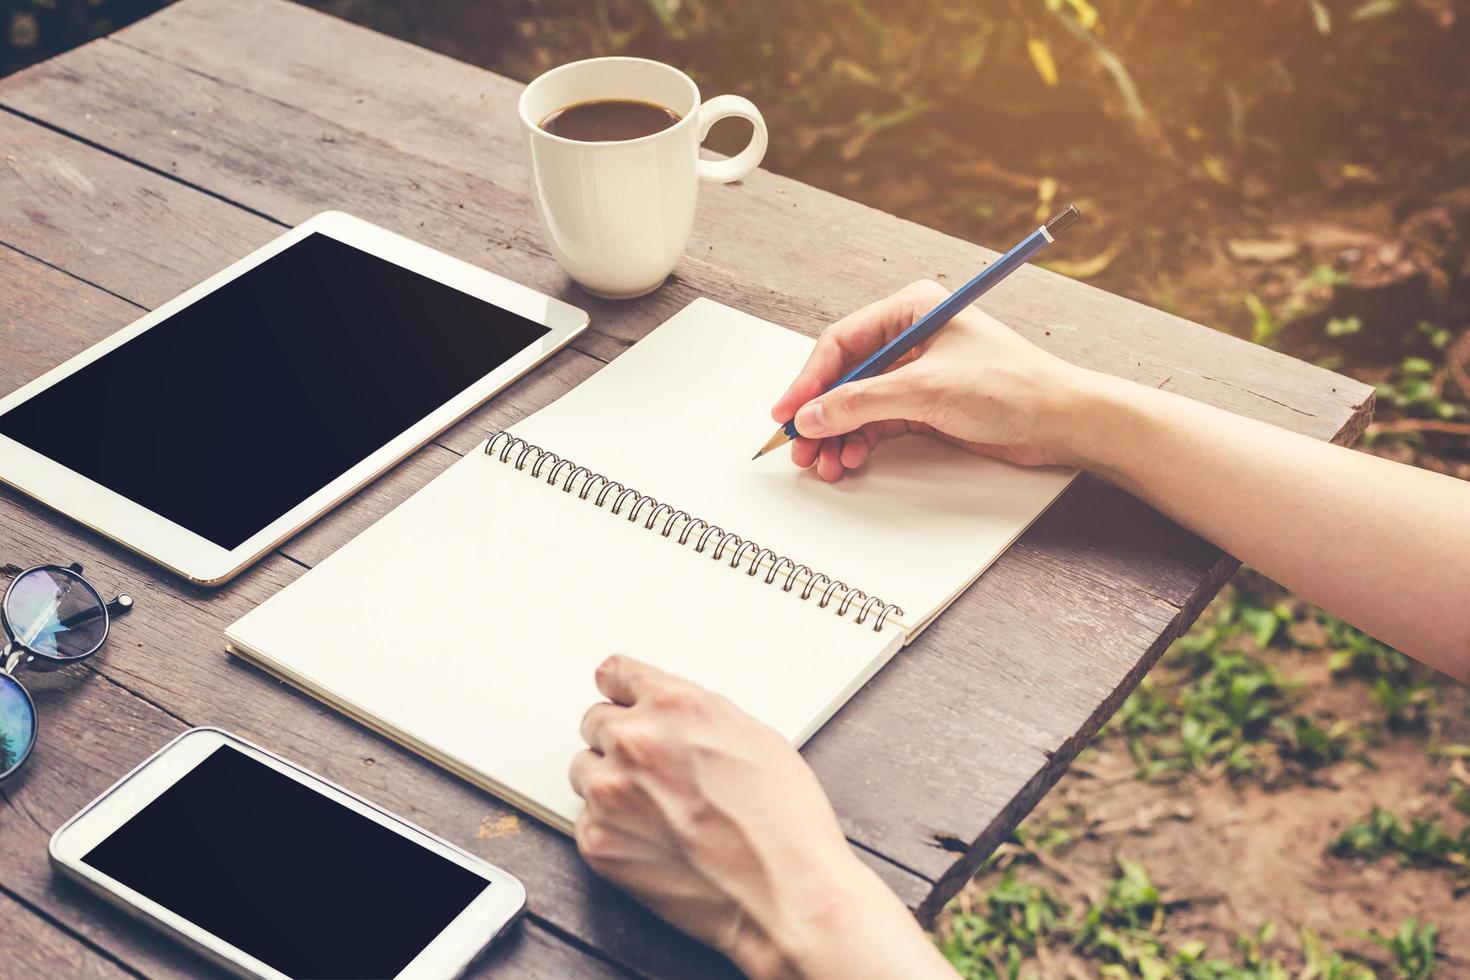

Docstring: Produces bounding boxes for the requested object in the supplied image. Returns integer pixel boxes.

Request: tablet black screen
[0,233,551,549]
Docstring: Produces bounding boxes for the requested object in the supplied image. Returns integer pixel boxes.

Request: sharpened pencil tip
[751,427,792,461]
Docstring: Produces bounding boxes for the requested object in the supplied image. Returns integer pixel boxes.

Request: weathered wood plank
[0,240,927,976]
[470,920,627,980]
[0,885,138,979]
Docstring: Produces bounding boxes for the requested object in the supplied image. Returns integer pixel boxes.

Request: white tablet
[0,212,588,585]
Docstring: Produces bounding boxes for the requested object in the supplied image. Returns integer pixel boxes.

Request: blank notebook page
[512,298,1076,634]
[227,448,899,832]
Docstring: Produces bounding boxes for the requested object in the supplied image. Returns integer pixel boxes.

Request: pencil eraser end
[1044,205,1081,239]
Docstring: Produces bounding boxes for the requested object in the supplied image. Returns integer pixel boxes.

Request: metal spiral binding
[483,431,904,633]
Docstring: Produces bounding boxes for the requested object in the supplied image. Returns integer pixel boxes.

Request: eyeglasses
[1,563,134,781]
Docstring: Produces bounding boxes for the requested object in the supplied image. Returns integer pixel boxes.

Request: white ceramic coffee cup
[519,57,768,299]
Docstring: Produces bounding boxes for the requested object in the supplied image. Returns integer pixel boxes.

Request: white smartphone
[50,728,527,979]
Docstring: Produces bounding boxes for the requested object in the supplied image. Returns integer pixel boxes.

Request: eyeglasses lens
[5,568,108,660]
[0,674,36,778]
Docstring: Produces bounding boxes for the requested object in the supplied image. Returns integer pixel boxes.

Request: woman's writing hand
[770,280,1092,481]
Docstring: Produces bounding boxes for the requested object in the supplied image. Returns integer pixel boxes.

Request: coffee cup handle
[696,95,768,184]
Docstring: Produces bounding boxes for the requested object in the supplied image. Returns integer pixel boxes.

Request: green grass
[1275,715,1360,768]
[1300,927,1376,980]
[1319,612,1437,729]
[1243,265,1353,350]
[1453,782,1470,817]
[1243,293,1289,348]
[1107,585,1442,782]
[1359,918,1442,980]
[1109,591,1369,782]
[1114,656,1294,781]
[1008,805,1080,857]
[1371,676,1437,730]
[1327,806,1470,895]
[1321,611,1409,677]
[940,871,1064,979]
[1375,355,1467,422]
[940,860,1389,979]
[1362,326,1470,448]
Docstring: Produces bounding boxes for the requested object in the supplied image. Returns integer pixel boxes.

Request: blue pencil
[752,204,1081,460]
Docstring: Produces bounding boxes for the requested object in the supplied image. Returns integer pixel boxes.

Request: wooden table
[0,1,1374,975]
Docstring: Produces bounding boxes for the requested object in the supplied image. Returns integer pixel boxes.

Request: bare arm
[1068,375,1470,679]
[774,280,1470,679]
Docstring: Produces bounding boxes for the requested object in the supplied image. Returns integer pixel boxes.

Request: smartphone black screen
[83,744,492,978]
[0,232,551,549]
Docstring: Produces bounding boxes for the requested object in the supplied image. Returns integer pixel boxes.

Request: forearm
[731,854,953,980]
[1060,371,1470,680]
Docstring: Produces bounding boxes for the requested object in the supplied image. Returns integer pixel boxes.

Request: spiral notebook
[225,299,1075,832]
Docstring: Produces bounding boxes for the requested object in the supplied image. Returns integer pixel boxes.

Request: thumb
[793,367,928,438]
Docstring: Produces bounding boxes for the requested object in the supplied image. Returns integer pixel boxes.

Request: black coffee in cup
[520,57,768,297]
[539,99,682,142]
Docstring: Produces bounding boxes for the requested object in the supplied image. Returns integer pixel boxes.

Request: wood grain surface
[0,0,1374,975]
